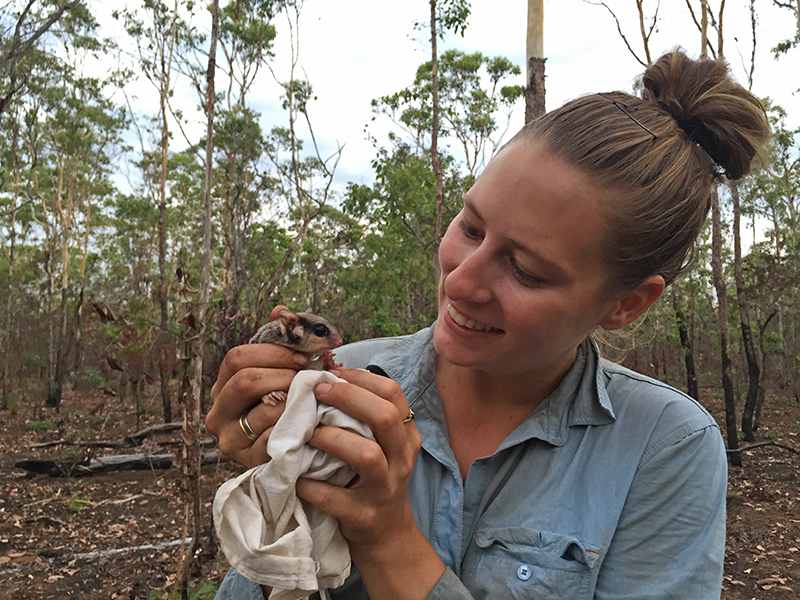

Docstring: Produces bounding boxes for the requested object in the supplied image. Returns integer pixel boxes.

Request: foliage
[66,492,92,512]
[25,419,56,431]
[373,49,522,179]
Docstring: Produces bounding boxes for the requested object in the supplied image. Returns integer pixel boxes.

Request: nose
[442,240,495,306]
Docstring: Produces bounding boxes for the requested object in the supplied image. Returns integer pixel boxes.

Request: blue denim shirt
[217,326,727,600]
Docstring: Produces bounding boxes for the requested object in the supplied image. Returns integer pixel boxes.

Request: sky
[112,0,800,192]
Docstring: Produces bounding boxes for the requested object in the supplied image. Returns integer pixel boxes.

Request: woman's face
[434,141,623,379]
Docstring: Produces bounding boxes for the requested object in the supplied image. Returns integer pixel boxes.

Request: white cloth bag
[213,370,374,600]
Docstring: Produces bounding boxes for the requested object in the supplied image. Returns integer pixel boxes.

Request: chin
[432,320,485,368]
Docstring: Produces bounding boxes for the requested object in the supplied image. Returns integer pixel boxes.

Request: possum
[249,309,343,405]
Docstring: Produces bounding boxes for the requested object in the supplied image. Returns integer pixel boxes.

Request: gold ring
[239,414,259,441]
[402,409,415,424]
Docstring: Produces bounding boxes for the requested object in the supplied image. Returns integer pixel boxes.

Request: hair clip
[597,93,658,139]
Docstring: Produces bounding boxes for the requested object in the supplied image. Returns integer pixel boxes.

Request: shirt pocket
[469,527,600,600]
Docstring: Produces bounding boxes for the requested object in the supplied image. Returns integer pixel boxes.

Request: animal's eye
[312,324,329,337]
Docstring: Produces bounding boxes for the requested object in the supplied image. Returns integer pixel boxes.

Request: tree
[0,0,85,115]
[525,0,545,122]
[177,1,218,596]
[426,0,470,287]
[116,0,190,422]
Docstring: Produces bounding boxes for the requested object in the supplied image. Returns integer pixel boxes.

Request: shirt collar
[366,326,616,450]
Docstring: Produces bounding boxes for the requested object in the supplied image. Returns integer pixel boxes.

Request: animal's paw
[321,351,342,370]
[261,390,288,406]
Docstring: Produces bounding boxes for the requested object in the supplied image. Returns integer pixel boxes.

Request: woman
[207,51,769,599]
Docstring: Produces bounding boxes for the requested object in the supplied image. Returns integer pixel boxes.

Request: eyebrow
[463,198,572,281]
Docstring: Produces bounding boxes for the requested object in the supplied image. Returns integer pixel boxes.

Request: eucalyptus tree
[0,0,87,115]
[426,0,470,287]
[211,0,279,337]
[374,49,522,184]
[341,141,467,336]
[525,0,545,122]
[115,0,192,422]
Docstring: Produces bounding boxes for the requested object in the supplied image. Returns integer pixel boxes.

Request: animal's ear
[278,309,300,335]
[269,305,289,322]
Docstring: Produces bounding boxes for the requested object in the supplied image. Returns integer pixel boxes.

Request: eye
[458,219,483,240]
[312,324,329,338]
[511,260,544,287]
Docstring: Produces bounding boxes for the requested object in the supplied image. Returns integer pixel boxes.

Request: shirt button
[516,564,533,581]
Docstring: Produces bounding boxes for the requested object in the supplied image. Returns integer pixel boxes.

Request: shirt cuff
[426,567,475,600]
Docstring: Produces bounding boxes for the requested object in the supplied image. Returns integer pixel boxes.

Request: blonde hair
[513,50,769,289]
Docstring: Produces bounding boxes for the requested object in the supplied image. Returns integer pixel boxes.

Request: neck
[435,348,577,413]
[434,350,578,481]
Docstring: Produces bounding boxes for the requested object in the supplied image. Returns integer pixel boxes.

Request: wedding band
[402,409,415,423]
[239,414,259,441]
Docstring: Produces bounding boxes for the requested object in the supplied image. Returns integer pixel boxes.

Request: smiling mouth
[447,304,499,332]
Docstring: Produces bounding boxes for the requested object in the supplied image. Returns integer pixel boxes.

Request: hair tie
[657,101,726,173]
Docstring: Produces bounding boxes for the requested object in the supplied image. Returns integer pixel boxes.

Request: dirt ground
[0,384,798,599]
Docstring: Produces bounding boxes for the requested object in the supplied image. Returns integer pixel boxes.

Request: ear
[277,308,300,335]
[269,305,289,322]
[599,275,665,331]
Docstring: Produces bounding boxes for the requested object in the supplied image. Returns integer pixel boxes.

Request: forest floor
[0,384,798,600]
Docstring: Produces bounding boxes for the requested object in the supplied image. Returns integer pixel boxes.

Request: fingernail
[294,352,308,366]
[329,369,341,378]
[315,383,332,396]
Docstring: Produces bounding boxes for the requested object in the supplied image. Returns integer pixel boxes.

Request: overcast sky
[115,0,800,190]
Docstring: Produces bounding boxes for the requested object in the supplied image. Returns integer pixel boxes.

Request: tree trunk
[671,282,699,400]
[180,1,218,596]
[710,187,741,466]
[430,0,444,290]
[2,119,20,410]
[525,0,545,123]
[730,182,760,441]
[156,2,180,425]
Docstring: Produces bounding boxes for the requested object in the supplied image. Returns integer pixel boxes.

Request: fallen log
[15,450,223,477]
[30,422,193,449]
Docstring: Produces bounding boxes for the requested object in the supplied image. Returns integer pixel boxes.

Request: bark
[430,0,444,290]
[2,120,20,409]
[180,2,219,596]
[730,182,760,441]
[156,2,180,425]
[710,188,741,466]
[524,0,545,123]
[671,283,699,400]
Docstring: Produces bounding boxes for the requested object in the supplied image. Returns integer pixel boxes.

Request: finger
[211,344,307,405]
[308,425,390,485]
[269,305,288,321]
[295,477,355,523]
[209,366,297,425]
[214,401,285,468]
[313,379,421,467]
[333,368,412,419]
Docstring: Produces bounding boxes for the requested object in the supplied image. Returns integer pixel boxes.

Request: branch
[583,1,649,68]
[0,0,81,68]
[726,440,799,454]
[684,0,717,58]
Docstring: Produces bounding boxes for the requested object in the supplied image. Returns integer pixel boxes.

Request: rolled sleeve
[426,567,476,600]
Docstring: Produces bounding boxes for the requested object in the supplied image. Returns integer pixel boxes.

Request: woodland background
[0,0,799,598]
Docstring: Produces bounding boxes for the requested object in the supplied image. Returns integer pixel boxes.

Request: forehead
[467,142,610,247]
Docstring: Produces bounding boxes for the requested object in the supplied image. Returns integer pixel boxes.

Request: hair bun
[641,50,768,180]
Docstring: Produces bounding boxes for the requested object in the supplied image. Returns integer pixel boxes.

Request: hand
[296,368,422,549]
[205,306,308,469]
[296,370,444,598]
